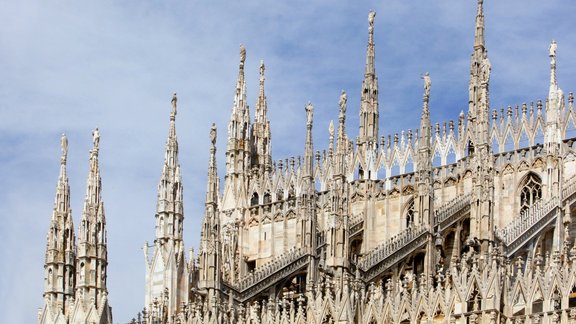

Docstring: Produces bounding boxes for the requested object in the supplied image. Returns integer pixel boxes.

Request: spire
[199,123,221,292]
[474,0,485,50]
[223,45,252,210]
[420,73,432,152]
[43,133,76,313]
[251,59,272,172]
[156,93,184,243]
[468,0,490,147]
[227,45,250,150]
[304,102,314,180]
[358,10,379,146]
[76,128,108,307]
[336,91,348,176]
[206,123,219,205]
[549,40,558,92]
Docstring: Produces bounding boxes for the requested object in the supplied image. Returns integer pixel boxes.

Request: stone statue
[481,52,491,84]
[60,133,68,159]
[368,11,376,30]
[240,44,246,64]
[305,102,313,125]
[339,90,347,114]
[422,72,431,98]
[210,123,217,146]
[329,120,334,138]
[549,39,557,57]
[92,128,100,148]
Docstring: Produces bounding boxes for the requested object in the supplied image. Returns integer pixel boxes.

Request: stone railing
[357,225,429,272]
[434,192,472,228]
[562,174,576,200]
[233,247,307,291]
[495,197,559,247]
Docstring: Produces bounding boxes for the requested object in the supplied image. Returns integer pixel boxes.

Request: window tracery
[519,173,542,214]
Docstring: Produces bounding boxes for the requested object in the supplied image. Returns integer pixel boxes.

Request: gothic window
[404,199,415,228]
[519,173,542,214]
[263,192,271,204]
[251,192,259,206]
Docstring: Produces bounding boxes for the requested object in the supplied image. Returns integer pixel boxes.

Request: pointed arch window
[405,199,415,228]
[250,192,259,206]
[519,173,542,214]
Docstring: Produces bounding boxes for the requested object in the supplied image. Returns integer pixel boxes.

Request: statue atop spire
[92,127,100,150]
[60,133,68,163]
[171,92,177,121]
[358,9,379,148]
[305,101,314,126]
[240,44,246,66]
[422,72,431,100]
[549,40,558,87]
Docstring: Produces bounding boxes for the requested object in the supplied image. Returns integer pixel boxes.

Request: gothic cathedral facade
[40,1,576,323]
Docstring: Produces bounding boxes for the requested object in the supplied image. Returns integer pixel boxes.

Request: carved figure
[61,133,68,158]
[240,44,246,64]
[549,40,557,57]
[305,102,313,125]
[422,72,431,98]
[368,11,375,29]
[339,90,347,114]
[92,128,100,148]
[210,123,217,145]
[481,52,491,84]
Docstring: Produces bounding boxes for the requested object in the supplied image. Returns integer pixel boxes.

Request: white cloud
[1,0,575,322]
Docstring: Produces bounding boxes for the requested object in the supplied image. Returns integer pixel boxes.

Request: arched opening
[263,192,271,204]
[444,231,456,266]
[251,192,259,206]
[276,273,307,300]
[467,284,481,312]
[519,173,542,214]
[404,198,415,229]
[569,284,576,308]
[512,290,526,316]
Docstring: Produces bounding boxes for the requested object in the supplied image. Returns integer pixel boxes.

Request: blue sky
[1,0,575,322]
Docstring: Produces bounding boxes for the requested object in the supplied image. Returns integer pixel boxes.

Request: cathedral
[39,0,576,323]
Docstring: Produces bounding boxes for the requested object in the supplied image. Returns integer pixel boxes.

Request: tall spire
[467,0,494,253]
[76,128,108,307]
[144,94,189,317]
[43,133,76,314]
[468,0,491,147]
[199,123,221,293]
[156,93,184,243]
[417,73,433,225]
[549,40,558,92]
[223,45,252,211]
[251,60,272,172]
[206,123,219,205]
[474,0,485,50]
[358,10,379,146]
[304,102,314,181]
[336,90,348,177]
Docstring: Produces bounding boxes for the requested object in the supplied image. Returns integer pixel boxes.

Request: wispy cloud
[1,0,575,322]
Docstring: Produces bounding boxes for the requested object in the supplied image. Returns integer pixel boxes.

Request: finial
[239,44,246,66]
[260,60,265,77]
[171,93,177,121]
[210,123,217,146]
[549,39,557,58]
[329,120,334,138]
[421,72,431,99]
[60,133,68,163]
[305,102,314,125]
[92,128,100,149]
[339,90,347,114]
[368,10,376,30]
